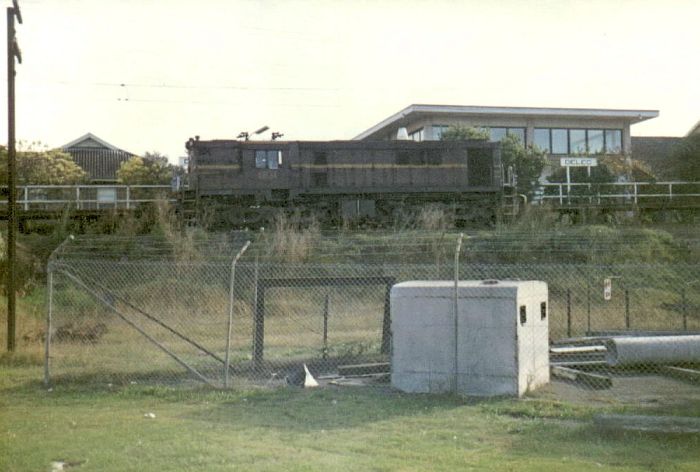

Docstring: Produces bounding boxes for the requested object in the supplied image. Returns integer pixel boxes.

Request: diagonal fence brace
[55,268,216,387]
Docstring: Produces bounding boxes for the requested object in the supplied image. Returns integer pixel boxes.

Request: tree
[0,147,87,185]
[499,134,547,197]
[117,152,172,185]
[440,126,547,198]
[439,124,490,141]
[668,134,700,181]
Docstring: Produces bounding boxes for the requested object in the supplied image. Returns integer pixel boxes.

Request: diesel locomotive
[183,138,508,227]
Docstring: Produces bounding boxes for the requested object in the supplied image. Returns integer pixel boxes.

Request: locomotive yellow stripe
[297,164,469,169]
[195,164,241,170]
[195,163,470,170]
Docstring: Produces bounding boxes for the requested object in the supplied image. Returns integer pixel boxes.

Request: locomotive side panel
[185,139,504,226]
[192,141,301,199]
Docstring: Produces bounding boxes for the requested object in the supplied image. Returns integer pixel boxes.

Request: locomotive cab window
[255,150,282,169]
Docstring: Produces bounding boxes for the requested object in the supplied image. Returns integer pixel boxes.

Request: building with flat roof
[354,105,659,167]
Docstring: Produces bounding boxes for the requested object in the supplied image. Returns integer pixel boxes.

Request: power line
[26,79,341,92]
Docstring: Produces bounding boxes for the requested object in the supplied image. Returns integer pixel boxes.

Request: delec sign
[560,157,598,167]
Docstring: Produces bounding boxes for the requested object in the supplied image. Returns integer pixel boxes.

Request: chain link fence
[43,232,700,407]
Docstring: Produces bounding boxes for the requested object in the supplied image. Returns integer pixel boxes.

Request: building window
[489,127,507,142]
[551,129,568,154]
[488,127,525,144]
[588,130,605,154]
[409,128,424,142]
[534,128,550,152]
[531,128,623,155]
[507,128,525,143]
[569,129,587,154]
[255,150,282,169]
[605,129,622,153]
[432,125,449,140]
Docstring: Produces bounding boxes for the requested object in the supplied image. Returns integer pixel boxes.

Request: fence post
[453,232,464,392]
[76,186,80,210]
[126,186,131,210]
[681,287,687,332]
[559,184,563,205]
[224,241,251,389]
[43,268,54,388]
[252,253,263,366]
[322,294,329,360]
[43,235,75,387]
[566,289,572,338]
[23,186,28,211]
[625,289,631,329]
[586,279,591,335]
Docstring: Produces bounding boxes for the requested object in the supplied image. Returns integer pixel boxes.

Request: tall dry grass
[265,212,321,263]
[416,205,453,231]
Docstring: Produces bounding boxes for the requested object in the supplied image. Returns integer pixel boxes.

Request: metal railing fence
[0,184,174,211]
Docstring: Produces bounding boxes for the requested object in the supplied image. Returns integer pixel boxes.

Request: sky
[2,0,699,163]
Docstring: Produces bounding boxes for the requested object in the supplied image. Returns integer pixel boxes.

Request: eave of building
[61,132,129,153]
[687,119,700,137]
[354,104,660,140]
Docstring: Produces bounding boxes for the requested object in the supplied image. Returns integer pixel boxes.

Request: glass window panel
[588,130,604,154]
[534,128,550,152]
[507,128,525,143]
[570,129,587,154]
[433,125,448,140]
[605,129,622,154]
[255,150,267,168]
[551,129,568,154]
[267,150,279,169]
[489,127,507,142]
[409,128,424,142]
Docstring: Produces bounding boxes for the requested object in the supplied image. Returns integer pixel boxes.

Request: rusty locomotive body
[184,138,505,227]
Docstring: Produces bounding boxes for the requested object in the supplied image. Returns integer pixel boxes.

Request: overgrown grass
[1,367,699,471]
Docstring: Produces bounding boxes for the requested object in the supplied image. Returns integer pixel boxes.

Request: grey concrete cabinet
[391,280,549,397]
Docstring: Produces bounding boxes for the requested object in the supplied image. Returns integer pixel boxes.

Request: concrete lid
[391,280,546,298]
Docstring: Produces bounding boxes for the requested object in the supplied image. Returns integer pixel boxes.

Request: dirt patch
[535,375,700,413]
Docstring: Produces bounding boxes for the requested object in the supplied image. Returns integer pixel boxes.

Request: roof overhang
[354,104,660,140]
[61,132,125,151]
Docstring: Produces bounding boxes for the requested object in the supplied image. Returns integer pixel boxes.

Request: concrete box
[391,280,549,397]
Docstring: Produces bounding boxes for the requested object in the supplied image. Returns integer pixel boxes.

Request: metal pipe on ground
[605,335,700,367]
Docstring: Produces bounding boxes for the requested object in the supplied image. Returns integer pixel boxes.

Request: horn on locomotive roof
[237,126,270,141]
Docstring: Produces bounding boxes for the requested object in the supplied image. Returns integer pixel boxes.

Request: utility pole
[6,0,22,352]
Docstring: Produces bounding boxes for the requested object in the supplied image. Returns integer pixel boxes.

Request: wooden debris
[661,365,700,384]
[551,365,612,389]
[594,414,700,434]
[337,362,390,376]
[551,360,607,368]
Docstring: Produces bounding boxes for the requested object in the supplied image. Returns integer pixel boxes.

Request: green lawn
[1,364,699,472]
